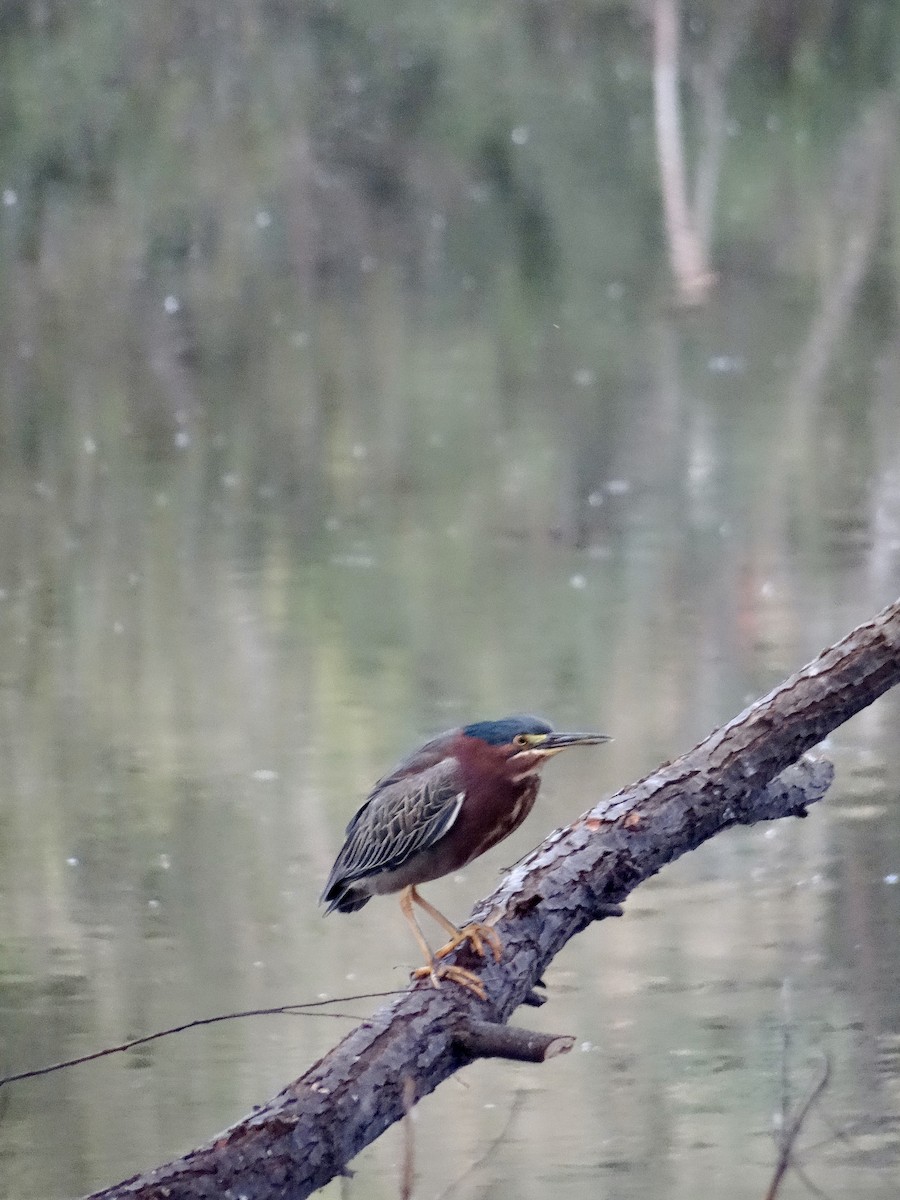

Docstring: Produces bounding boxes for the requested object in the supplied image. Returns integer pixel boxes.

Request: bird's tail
[320,881,371,915]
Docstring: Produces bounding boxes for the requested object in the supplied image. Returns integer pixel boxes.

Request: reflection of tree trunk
[691,1,759,250]
[753,93,897,592]
[652,0,714,306]
[83,597,900,1200]
[1,263,40,471]
[868,336,900,599]
[785,93,897,448]
[652,1,759,305]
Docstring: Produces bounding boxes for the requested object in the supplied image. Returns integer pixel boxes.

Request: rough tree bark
[85,597,900,1200]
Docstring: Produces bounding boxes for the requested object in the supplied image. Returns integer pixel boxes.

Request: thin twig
[779,978,793,1134]
[0,990,406,1089]
[804,1111,897,1153]
[435,1088,528,1200]
[790,1160,832,1200]
[400,1076,417,1200]
[764,1055,831,1200]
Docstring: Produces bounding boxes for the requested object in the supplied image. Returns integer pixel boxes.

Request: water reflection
[1,4,900,1199]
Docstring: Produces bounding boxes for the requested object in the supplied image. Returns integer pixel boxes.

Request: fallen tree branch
[84,597,900,1200]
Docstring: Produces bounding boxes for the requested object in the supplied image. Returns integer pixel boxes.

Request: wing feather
[322,756,465,899]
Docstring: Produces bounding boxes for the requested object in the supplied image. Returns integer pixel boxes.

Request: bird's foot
[433,921,503,964]
[411,961,487,1001]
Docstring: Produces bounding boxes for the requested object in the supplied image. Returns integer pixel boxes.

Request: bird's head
[459,715,610,782]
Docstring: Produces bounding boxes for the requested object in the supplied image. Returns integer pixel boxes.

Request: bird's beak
[537,731,612,757]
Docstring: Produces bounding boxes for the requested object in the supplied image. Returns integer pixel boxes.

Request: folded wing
[320,756,465,912]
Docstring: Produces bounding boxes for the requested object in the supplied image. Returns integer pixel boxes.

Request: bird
[320,715,610,999]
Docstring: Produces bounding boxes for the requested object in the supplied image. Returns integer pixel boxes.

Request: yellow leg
[399,886,438,971]
[410,887,503,964]
[399,886,488,1000]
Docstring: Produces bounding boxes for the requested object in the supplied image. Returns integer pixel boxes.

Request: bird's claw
[409,920,500,1000]
[433,921,503,964]
[411,962,487,1000]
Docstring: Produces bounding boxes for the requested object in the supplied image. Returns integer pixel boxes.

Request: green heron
[321,715,609,998]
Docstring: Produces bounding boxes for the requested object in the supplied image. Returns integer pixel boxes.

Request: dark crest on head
[462,715,553,746]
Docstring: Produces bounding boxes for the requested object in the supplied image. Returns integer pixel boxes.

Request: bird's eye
[512,733,530,748]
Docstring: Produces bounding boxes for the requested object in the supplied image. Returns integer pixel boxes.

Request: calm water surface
[1,431,899,1200]
[1,6,900,1199]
